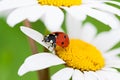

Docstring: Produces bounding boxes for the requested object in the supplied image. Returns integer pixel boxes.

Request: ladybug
[43,32,69,49]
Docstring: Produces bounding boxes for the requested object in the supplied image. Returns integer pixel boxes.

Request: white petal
[7,5,45,27]
[96,71,110,80]
[84,71,97,80]
[92,29,120,52]
[0,0,37,11]
[7,8,26,27]
[105,48,120,56]
[104,56,120,65]
[95,71,107,80]
[87,3,120,16]
[51,67,74,80]
[106,60,120,68]
[18,53,65,76]
[87,71,103,80]
[102,67,118,72]
[20,27,52,51]
[72,69,84,80]
[103,48,120,61]
[80,23,97,43]
[84,7,120,29]
[66,13,83,39]
[65,6,87,21]
[97,70,120,80]
[25,5,46,22]
[82,0,105,3]
[42,6,64,32]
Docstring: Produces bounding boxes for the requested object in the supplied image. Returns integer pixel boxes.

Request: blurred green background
[0,2,120,80]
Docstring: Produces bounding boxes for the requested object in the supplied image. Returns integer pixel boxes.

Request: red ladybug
[43,32,69,48]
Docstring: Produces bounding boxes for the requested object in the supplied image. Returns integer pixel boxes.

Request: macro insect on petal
[43,32,69,49]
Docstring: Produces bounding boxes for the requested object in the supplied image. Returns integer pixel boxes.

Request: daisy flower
[0,0,120,31]
[18,23,120,80]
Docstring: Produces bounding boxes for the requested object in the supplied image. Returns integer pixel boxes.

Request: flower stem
[23,19,50,80]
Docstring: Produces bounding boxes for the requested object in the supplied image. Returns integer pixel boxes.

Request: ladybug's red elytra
[43,32,69,48]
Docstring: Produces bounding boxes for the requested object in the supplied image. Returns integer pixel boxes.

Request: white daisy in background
[0,0,120,31]
[18,23,120,80]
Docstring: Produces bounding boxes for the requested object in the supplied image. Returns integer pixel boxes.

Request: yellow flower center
[37,0,82,7]
[55,39,105,71]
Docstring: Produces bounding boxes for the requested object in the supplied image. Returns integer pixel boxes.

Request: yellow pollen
[37,0,82,7]
[55,39,105,71]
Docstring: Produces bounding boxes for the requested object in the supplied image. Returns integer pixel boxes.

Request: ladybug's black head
[44,34,56,43]
[43,34,57,48]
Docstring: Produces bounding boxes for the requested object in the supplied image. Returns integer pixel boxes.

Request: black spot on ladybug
[64,35,66,38]
[61,42,64,45]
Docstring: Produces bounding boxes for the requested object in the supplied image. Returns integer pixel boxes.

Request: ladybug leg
[48,45,51,49]
[47,44,55,51]
[48,43,56,50]
[50,43,56,48]
[42,39,44,42]
[47,43,55,49]
[53,43,56,48]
